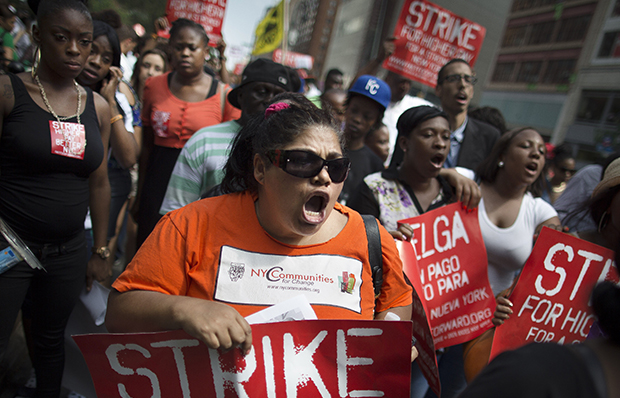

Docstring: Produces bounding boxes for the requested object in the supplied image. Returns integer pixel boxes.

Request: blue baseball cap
[348,75,391,110]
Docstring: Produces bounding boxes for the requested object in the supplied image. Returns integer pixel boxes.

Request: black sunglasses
[440,74,478,85]
[265,150,350,183]
[558,166,577,175]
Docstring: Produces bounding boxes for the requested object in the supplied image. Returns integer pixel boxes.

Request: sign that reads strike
[490,228,619,360]
[74,320,413,397]
[166,0,226,45]
[399,203,495,350]
[383,0,486,88]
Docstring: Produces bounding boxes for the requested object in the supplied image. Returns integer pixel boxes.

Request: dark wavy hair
[221,92,343,194]
[477,127,547,197]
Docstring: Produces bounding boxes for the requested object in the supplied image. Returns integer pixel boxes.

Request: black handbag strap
[361,214,383,298]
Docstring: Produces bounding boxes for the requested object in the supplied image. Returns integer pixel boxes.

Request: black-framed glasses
[440,74,477,85]
[265,150,351,183]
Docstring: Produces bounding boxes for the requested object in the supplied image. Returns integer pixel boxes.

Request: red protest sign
[383,0,486,88]
[399,202,495,350]
[166,0,226,45]
[399,240,440,397]
[273,49,314,70]
[490,228,619,360]
[74,320,412,397]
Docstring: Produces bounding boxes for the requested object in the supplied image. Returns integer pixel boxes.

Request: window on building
[528,21,555,45]
[512,0,557,12]
[576,91,620,124]
[502,26,528,47]
[556,15,591,42]
[516,61,542,83]
[542,59,576,84]
[598,31,620,58]
[492,62,516,82]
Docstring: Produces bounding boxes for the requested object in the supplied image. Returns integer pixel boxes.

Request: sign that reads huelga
[166,0,226,45]
[74,320,412,397]
[383,0,486,88]
[490,228,619,360]
[399,202,495,350]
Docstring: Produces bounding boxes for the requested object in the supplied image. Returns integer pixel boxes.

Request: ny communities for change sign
[384,0,486,88]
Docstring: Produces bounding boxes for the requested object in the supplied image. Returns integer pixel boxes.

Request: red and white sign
[74,320,413,397]
[273,49,314,70]
[49,121,86,160]
[166,0,227,46]
[383,0,486,88]
[490,228,619,360]
[399,203,495,350]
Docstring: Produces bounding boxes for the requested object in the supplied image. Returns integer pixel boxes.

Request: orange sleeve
[222,85,241,122]
[112,213,190,296]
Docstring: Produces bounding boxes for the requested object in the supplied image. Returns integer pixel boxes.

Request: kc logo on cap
[365,79,380,95]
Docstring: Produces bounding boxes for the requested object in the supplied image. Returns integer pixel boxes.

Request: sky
[221,0,281,70]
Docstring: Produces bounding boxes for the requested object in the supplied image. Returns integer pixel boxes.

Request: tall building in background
[483,0,620,161]
[323,0,511,104]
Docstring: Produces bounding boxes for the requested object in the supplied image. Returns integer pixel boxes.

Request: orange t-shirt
[113,191,412,319]
[141,72,241,149]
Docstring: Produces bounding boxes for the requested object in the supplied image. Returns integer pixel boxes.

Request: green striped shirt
[160,120,241,214]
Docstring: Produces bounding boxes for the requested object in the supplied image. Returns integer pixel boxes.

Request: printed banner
[74,320,413,397]
[273,49,314,69]
[383,0,486,88]
[166,0,226,45]
[253,0,284,55]
[399,202,495,350]
[490,228,619,360]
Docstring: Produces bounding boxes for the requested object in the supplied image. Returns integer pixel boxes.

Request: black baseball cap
[228,59,292,109]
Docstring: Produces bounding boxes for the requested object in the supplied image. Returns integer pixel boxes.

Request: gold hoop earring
[31,47,41,79]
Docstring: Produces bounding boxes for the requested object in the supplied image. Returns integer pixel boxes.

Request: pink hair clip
[265,102,290,119]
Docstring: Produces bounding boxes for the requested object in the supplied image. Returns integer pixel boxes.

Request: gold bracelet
[110,114,123,124]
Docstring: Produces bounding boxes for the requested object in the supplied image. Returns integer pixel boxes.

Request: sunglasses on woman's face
[265,150,350,183]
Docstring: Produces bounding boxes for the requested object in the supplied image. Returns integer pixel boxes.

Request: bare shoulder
[119,81,137,106]
[92,90,112,118]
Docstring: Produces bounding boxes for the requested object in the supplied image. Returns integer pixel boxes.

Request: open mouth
[430,153,445,168]
[303,193,329,224]
[525,162,538,174]
[455,92,468,103]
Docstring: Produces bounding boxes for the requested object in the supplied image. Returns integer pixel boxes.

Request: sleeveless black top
[0,73,103,243]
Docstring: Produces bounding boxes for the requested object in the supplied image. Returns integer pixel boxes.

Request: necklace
[34,73,81,124]
[34,73,86,156]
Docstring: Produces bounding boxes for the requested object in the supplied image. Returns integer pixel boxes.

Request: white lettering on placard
[150,339,198,398]
[337,328,383,397]
[284,331,329,397]
[209,345,256,398]
[535,244,610,299]
[404,1,482,50]
[411,211,470,261]
[101,326,396,396]
[106,343,161,398]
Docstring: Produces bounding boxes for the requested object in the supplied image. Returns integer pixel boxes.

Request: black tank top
[0,73,103,243]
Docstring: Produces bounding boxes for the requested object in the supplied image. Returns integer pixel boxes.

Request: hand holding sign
[490,228,619,360]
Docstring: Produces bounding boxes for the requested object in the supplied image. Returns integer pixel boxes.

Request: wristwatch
[92,246,111,260]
